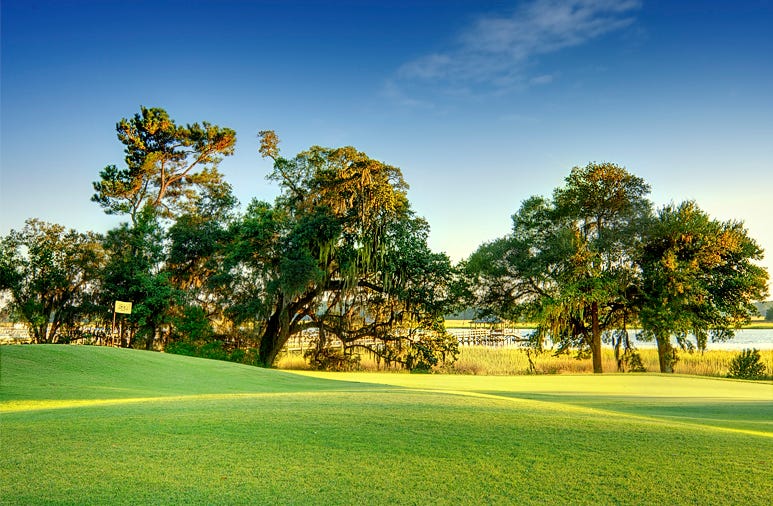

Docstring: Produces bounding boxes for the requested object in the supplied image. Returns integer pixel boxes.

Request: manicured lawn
[1,346,772,505]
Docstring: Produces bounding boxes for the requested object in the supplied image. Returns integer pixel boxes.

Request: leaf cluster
[92,106,236,223]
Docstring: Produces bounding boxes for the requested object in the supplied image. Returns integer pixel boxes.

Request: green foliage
[464,163,651,373]
[639,201,769,372]
[166,339,261,366]
[727,349,768,380]
[222,132,459,368]
[405,339,445,372]
[166,305,261,366]
[466,166,769,375]
[623,351,647,372]
[766,307,773,321]
[171,305,213,342]
[303,347,361,371]
[0,219,105,343]
[99,209,178,349]
[92,106,236,224]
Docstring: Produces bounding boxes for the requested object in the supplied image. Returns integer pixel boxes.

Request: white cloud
[392,0,641,98]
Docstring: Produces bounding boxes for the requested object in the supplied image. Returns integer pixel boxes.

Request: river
[630,329,773,351]
[449,327,773,350]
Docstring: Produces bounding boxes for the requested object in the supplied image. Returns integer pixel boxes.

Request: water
[457,328,773,350]
[630,329,773,351]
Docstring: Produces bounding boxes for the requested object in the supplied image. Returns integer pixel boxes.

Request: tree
[550,162,651,372]
[465,163,651,373]
[766,307,773,322]
[0,219,104,343]
[91,107,236,349]
[92,106,236,224]
[225,132,457,368]
[164,180,239,341]
[638,201,769,372]
[99,209,177,349]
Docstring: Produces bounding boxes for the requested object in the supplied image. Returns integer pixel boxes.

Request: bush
[624,351,647,373]
[727,349,767,380]
[166,338,261,366]
[304,347,361,371]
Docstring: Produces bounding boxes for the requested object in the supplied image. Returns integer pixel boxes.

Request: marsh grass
[445,319,773,330]
[451,347,773,377]
[277,346,773,377]
[746,320,773,329]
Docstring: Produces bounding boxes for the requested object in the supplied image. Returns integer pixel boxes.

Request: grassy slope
[1,346,772,505]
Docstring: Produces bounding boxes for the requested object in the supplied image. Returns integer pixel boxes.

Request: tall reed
[276,346,773,377]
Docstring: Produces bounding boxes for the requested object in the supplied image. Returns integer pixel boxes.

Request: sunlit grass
[2,345,772,505]
[278,346,773,377]
[746,320,773,329]
[450,346,773,377]
[445,319,773,330]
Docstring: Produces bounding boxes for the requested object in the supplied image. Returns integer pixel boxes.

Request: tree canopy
[638,201,769,371]
[0,219,105,343]
[224,132,458,368]
[465,163,651,373]
[464,162,768,373]
[92,106,236,224]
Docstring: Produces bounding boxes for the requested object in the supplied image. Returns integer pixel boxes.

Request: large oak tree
[223,132,457,368]
[638,201,769,372]
[465,163,651,373]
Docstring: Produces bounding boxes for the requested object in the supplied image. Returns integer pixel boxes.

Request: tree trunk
[591,301,602,373]
[47,309,59,344]
[32,323,45,344]
[258,299,290,367]
[145,325,156,350]
[656,334,675,373]
[120,322,130,348]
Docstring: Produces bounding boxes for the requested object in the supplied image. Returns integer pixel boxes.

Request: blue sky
[2,0,772,292]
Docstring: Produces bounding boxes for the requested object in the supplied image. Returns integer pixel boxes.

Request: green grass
[746,320,773,329]
[2,346,772,505]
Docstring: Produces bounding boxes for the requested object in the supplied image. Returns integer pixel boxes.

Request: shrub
[624,351,647,373]
[304,347,361,371]
[727,349,767,380]
[166,338,261,366]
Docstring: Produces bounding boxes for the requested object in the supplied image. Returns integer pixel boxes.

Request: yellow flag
[114,301,133,314]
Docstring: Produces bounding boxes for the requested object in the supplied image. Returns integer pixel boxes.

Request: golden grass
[452,347,773,376]
[277,346,773,377]
[445,319,773,330]
[745,321,773,329]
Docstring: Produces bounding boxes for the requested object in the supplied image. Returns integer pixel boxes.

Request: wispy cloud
[390,0,641,101]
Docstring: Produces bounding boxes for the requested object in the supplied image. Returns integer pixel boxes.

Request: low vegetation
[727,349,768,380]
[278,346,773,378]
[2,345,771,505]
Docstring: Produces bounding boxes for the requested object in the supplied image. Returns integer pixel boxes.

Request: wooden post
[111,309,117,347]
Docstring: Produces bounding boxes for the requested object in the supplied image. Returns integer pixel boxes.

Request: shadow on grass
[480,390,773,435]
